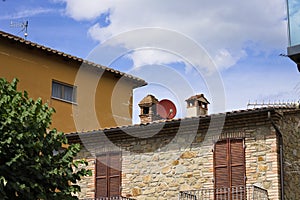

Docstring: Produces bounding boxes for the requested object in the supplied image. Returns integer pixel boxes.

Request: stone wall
[121,137,214,199]
[244,128,280,200]
[120,126,280,200]
[76,149,96,199]
[280,111,300,200]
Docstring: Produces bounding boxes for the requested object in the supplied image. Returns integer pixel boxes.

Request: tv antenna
[247,100,299,109]
[10,20,28,39]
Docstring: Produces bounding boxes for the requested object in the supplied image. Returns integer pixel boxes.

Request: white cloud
[57,0,112,21]
[58,0,286,72]
[214,49,247,70]
[128,49,183,69]
[0,8,59,20]
[59,0,288,71]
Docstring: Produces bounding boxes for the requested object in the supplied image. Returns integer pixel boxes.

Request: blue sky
[0,0,299,124]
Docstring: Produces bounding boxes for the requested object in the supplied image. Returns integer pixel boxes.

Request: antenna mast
[10,20,29,39]
[247,100,299,109]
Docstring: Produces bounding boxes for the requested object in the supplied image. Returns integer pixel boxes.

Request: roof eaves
[66,107,292,142]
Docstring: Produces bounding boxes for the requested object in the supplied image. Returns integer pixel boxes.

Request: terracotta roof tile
[67,106,298,139]
[138,94,159,106]
[186,94,210,104]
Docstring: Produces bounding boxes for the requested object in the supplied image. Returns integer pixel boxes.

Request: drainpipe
[268,111,284,200]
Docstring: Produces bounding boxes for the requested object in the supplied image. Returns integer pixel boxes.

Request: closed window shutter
[109,153,121,197]
[230,139,245,186]
[230,139,245,198]
[214,140,229,188]
[96,152,121,198]
[96,155,108,197]
[214,139,245,199]
[214,140,230,199]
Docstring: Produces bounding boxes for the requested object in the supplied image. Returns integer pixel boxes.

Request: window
[187,100,194,107]
[96,152,121,198]
[287,0,300,46]
[199,101,207,109]
[51,81,76,103]
[214,138,245,199]
[143,107,149,115]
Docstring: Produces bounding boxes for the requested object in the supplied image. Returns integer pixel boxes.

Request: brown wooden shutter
[214,139,245,200]
[96,154,108,197]
[214,140,229,188]
[230,139,245,199]
[230,139,245,186]
[109,152,121,197]
[214,140,230,199]
[96,152,121,198]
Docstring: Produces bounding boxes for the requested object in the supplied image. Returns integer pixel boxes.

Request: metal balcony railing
[83,196,135,200]
[179,185,269,200]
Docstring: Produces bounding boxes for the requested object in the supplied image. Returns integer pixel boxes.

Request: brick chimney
[138,94,162,123]
[185,94,209,117]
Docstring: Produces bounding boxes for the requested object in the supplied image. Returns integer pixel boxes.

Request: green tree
[0,78,91,199]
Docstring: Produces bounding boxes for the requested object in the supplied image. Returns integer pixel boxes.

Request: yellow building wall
[0,39,138,133]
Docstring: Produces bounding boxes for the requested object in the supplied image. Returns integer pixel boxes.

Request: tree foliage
[0,78,91,199]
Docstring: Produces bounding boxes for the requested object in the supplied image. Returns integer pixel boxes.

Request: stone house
[68,94,300,200]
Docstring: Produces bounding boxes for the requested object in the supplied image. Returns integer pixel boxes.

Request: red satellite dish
[157,99,177,119]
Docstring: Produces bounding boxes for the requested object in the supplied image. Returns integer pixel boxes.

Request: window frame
[51,80,77,104]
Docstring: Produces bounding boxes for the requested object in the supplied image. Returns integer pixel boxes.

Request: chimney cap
[185,94,210,104]
[138,94,159,106]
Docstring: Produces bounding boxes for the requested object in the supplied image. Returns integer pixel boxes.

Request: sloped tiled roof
[138,94,159,106]
[66,106,299,143]
[186,94,210,104]
[0,30,147,88]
